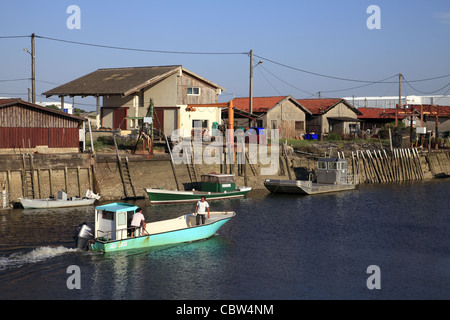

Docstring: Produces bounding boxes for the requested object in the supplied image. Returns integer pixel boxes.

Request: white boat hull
[20,197,96,209]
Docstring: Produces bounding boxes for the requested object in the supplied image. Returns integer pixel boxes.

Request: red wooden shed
[0,99,85,152]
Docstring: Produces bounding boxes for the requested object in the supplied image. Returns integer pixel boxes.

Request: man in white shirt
[130,208,147,237]
[194,196,210,225]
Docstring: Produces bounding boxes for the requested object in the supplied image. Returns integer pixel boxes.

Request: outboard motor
[74,222,93,250]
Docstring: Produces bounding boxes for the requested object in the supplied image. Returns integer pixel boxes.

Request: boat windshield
[318,160,348,171]
[201,175,235,184]
[328,162,337,170]
[338,162,347,170]
[202,175,219,183]
[218,176,235,183]
[318,161,327,170]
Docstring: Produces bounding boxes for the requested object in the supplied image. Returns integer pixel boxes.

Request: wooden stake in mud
[383,149,393,182]
[413,148,424,180]
[361,151,373,183]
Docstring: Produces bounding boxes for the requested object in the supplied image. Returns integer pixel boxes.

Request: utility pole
[434,105,439,149]
[31,33,35,104]
[249,49,253,125]
[24,33,36,103]
[396,73,401,127]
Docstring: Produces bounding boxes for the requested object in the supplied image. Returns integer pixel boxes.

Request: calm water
[0,179,449,300]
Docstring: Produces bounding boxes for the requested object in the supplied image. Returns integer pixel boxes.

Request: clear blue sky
[1,0,450,110]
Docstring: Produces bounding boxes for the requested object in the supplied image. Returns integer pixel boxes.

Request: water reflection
[88,236,231,299]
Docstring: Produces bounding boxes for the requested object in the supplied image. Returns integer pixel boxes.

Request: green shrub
[325,133,342,141]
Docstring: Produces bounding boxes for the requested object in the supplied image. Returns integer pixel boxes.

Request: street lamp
[23,33,35,104]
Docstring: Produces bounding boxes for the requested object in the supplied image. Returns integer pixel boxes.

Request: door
[153,109,164,135]
[113,108,127,130]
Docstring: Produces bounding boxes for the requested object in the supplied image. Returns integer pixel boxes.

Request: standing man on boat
[130,208,147,237]
[194,196,210,225]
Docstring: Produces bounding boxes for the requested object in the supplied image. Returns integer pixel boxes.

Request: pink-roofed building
[226,96,311,139]
[297,98,362,137]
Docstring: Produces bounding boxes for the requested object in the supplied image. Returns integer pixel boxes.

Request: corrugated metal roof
[0,99,86,122]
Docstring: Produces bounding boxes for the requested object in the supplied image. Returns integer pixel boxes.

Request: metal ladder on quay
[184,146,198,185]
[113,133,137,199]
[118,156,136,199]
[22,153,35,199]
[245,150,258,176]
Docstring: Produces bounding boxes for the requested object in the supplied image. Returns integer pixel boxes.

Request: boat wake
[0,246,77,271]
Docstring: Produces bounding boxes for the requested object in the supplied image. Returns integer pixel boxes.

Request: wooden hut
[227,96,311,139]
[0,99,85,153]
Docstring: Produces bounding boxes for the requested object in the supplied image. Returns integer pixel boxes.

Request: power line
[403,77,450,95]
[0,35,29,39]
[253,53,450,86]
[0,92,28,96]
[36,79,62,85]
[259,64,314,96]
[256,65,283,96]
[321,74,400,94]
[253,53,401,84]
[257,64,399,97]
[405,74,450,83]
[0,78,30,82]
[35,35,248,55]
[433,86,450,104]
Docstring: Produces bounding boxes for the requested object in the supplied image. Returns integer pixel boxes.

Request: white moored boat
[20,190,100,209]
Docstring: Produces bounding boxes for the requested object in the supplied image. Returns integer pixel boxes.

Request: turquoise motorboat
[74,203,235,253]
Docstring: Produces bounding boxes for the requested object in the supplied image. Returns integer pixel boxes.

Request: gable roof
[43,65,225,98]
[0,99,86,121]
[297,98,361,115]
[231,96,311,115]
[357,107,393,119]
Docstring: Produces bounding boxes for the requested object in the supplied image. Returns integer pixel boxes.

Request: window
[295,121,304,131]
[318,161,327,170]
[117,212,127,226]
[102,211,115,220]
[187,87,200,95]
[193,120,208,129]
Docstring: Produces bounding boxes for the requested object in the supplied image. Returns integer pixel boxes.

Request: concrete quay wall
[0,153,94,205]
[0,149,449,205]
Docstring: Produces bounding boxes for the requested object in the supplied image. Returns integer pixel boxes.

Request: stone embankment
[0,145,449,205]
